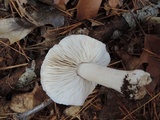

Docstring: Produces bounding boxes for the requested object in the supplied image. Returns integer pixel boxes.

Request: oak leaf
[76,0,102,20]
[139,34,160,93]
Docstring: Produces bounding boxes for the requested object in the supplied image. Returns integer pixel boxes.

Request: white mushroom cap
[40,35,110,105]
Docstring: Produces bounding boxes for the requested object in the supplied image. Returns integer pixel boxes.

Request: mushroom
[41,35,152,106]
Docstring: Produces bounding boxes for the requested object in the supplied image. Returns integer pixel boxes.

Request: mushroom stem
[77,63,126,92]
[77,63,151,99]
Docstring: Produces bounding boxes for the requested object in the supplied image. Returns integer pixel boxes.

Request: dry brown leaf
[10,82,47,113]
[64,106,81,119]
[54,0,70,9]
[139,34,160,93]
[38,0,69,9]
[0,57,4,63]
[76,0,102,20]
[31,8,65,28]
[18,0,28,5]
[54,0,69,4]
[108,0,123,8]
[15,0,66,27]
[116,50,140,70]
[0,68,25,96]
[0,18,34,44]
[18,1,65,28]
[133,0,150,9]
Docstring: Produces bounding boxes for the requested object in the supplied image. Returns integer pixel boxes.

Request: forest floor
[0,0,160,120]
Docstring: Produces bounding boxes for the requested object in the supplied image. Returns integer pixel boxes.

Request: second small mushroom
[41,35,152,106]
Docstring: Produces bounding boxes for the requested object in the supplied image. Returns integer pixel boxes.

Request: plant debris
[76,0,102,20]
[0,0,160,119]
[139,34,160,93]
[0,18,34,44]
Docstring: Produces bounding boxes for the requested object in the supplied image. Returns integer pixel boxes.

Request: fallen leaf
[0,57,4,63]
[0,100,11,117]
[54,0,70,9]
[76,0,102,20]
[18,0,28,5]
[0,18,34,44]
[0,68,25,96]
[64,106,81,119]
[16,0,65,27]
[29,1,65,28]
[133,0,150,9]
[89,16,130,41]
[54,0,69,4]
[38,0,69,9]
[10,82,48,113]
[108,0,123,8]
[139,34,160,93]
[0,61,34,96]
[116,50,140,70]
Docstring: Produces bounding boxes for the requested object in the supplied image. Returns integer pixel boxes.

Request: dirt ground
[0,0,160,120]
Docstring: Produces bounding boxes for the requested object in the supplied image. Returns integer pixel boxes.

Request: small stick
[0,63,28,70]
[125,4,145,35]
[15,99,53,120]
[146,16,160,24]
[122,92,160,119]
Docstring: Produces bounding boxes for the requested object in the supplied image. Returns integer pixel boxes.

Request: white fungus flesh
[41,35,110,105]
[41,35,152,106]
[77,63,152,100]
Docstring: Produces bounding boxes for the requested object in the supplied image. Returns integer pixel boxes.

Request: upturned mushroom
[40,35,152,106]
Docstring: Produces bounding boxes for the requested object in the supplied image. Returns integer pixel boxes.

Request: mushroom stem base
[77,63,152,99]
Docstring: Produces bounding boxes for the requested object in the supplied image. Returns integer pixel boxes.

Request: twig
[146,16,160,24]
[0,40,31,60]
[117,99,135,120]
[16,42,30,62]
[15,99,53,120]
[143,48,160,59]
[0,63,28,70]
[122,92,160,119]
[125,4,145,35]
[108,60,122,67]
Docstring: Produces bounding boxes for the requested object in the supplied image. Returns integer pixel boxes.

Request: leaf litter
[0,0,160,120]
[139,34,160,93]
[0,18,34,44]
[76,0,102,20]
